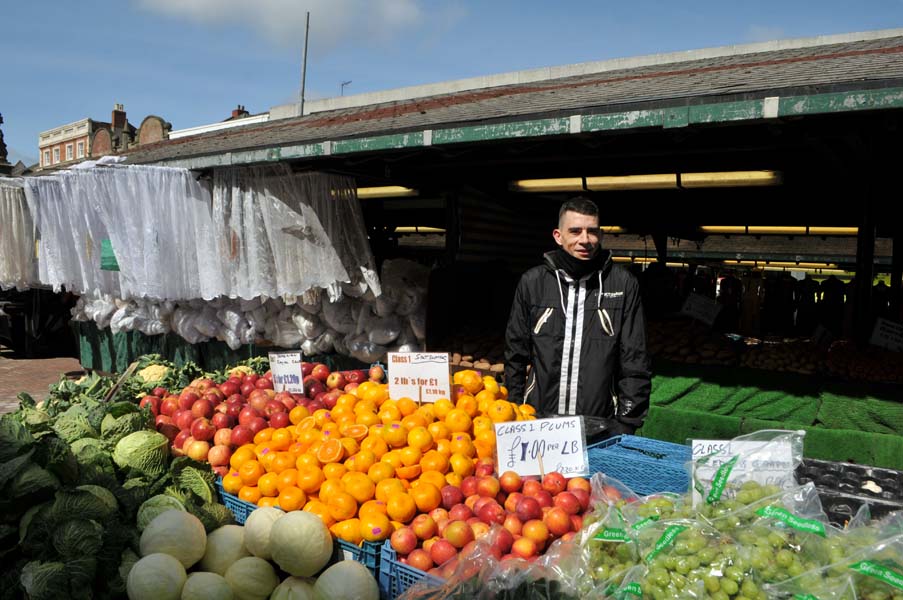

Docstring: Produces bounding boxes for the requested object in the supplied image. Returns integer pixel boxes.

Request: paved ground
[0,346,83,414]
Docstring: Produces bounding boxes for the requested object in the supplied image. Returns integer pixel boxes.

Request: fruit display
[646,319,740,366]
[739,340,823,375]
[825,340,903,384]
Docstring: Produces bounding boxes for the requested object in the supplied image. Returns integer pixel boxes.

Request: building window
[43,150,50,166]
[77,141,85,158]
[65,144,74,161]
[53,148,60,164]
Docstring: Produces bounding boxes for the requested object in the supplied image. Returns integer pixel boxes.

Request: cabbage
[113,431,169,479]
[269,511,332,577]
[140,510,206,568]
[127,553,186,600]
[52,519,104,560]
[181,572,233,600]
[243,507,283,561]
[312,561,379,600]
[137,494,185,531]
[271,577,316,600]
[199,524,250,575]
[224,556,279,600]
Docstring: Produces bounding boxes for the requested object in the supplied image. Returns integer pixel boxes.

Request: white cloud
[136,0,424,52]
[746,25,787,43]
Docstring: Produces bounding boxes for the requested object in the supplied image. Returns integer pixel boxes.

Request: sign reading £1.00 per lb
[268,351,303,394]
[387,352,450,404]
[494,416,588,478]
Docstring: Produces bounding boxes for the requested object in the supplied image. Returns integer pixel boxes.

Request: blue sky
[3,0,903,166]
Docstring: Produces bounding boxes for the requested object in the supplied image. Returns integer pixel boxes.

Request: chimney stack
[231,105,249,119]
[111,103,127,130]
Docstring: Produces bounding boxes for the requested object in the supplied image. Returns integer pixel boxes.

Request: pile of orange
[220,371,535,546]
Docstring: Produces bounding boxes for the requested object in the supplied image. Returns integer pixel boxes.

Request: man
[504,197,651,434]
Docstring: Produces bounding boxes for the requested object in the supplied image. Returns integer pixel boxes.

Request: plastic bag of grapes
[690,430,805,509]
[579,501,642,593]
[622,492,697,527]
[635,518,762,600]
[590,472,642,508]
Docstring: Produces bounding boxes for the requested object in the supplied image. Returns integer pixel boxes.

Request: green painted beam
[432,118,570,144]
[582,109,664,132]
[779,87,903,116]
[332,132,424,155]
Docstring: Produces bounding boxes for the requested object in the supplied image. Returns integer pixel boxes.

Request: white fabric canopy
[0,178,37,291]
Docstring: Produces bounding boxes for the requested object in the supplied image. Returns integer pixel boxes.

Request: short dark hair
[558,196,599,225]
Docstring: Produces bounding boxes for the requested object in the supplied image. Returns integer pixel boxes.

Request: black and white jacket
[504,250,651,429]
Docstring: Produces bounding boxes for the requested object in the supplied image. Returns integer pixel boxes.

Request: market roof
[127,28,903,169]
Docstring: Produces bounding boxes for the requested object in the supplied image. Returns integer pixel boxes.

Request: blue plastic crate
[337,539,382,579]
[379,541,444,600]
[215,479,258,525]
[587,435,691,495]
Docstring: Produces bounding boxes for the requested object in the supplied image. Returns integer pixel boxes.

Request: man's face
[553,210,600,260]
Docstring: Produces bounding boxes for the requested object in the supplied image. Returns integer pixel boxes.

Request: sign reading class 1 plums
[494,416,589,477]
[387,352,450,403]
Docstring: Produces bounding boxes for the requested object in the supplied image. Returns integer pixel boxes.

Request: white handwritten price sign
[681,292,722,327]
[870,317,903,353]
[691,438,795,506]
[387,352,450,403]
[268,351,303,393]
[494,416,588,477]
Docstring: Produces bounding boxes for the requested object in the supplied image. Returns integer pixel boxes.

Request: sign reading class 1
[494,416,589,477]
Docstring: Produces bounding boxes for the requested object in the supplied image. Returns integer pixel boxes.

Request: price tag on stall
[681,293,722,327]
[494,416,589,477]
[690,437,795,506]
[870,318,903,353]
[387,352,450,403]
[268,351,304,394]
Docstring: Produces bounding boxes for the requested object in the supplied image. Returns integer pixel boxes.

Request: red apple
[477,476,500,498]
[174,410,195,431]
[186,440,210,462]
[212,465,228,478]
[231,425,253,446]
[306,398,325,413]
[255,377,274,390]
[207,444,232,467]
[512,536,538,559]
[247,390,270,413]
[155,417,179,442]
[139,395,161,416]
[311,363,330,382]
[499,471,522,494]
[516,497,542,522]
[553,492,581,515]
[476,501,506,525]
[269,411,290,429]
[178,390,200,411]
[263,399,286,416]
[440,485,465,510]
[346,369,366,384]
[211,412,235,430]
[152,386,168,398]
[160,396,180,417]
[304,376,326,399]
[190,418,215,442]
[326,371,346,390]
[204,389,224,403]
[213,427,232,447]
[191,398,214,419]
[533,490,554,508]
[368,365,385,382]
[173,430,192,453]
[448,504,473,522]
[273,391,295,411]
[544,507,572,537]
[240,382,257,397]
[225,399,243,417]
[390,527,418,556]
[406,549,433,572]
[542,472,567,496]
[460,476,479,497]
[503,514,523,536]
[443,520,474,549]
[522,479,543,497]
[411,514,437,540]
[300,363,314,377]
[343,382,359,393]
[219,381,240,397]
[430,539,457,566]
[238,406,260,426]
[247,417,267,435]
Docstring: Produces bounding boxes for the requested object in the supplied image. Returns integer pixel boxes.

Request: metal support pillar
[853,198,875,343]
[652,232,668,263]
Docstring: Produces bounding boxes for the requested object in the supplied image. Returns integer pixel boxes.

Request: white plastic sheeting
[0,179,37,291]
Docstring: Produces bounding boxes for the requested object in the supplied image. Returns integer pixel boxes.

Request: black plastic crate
[795,458,903,527]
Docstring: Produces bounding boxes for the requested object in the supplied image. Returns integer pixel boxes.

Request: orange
[386,492,417,523]
[359,499,389,518]
[368,462,396,483]
[355,381,376,400]
[354,398,378,414]
[295,452,321,470]
[327,491,358,521]
[415,405,436,424]
[277,468,299,492]
[342,472,376,503]
[270,428,293,450]
[276,486,307,511]
[258,472,280,497]
[378,407,401,425]
[336,393,358,409]
[445,409,472,433]
[257,496,278,508]
[254,427,275,444]
[230,445,257,470]
[450,453,475,477]
[420,450,450,474]
[482,377,500,396]
[341,423,369,442]
[296,466,326,494]
[401,413,427,430]
[318,479,345,503]
[459,370,484,395]
[270,451,297,474]
[489,400,516,423]
[356,410,380,426]
[348,450,377,473]
[360,513,392,542]
[238,485,262,504]
[316,438,345,464]
[381,450,404,469]
[297,428,321,447]
[435,439,452,457]
[222,470,244,494]
[407,426,434,452]
[475,389,496,407]
[397,397,417,417]
[445,472,463,487]
[395,464,422,481]
[475,427,495,444]
[297,415,318,430]
[360,435,389,459]
[499,385,509,399]
[331,518,363,544]
[323,462,347,480]
[287,441,307,457]
[340,437,360,457]
[410,482,442,513]
[518,403,536,416]
[455,395,478,417]
[376,478,406,503]
[418,470,447,490]
[399,446,423,468]
[239,460,265,486]
[449,436,476,458]
[428,421,451,441]
[320,424,340,440]
[289,405,311,425]
[304,500,335,527]
[313,409,334,428]
[474,440,495,460]
[433,398,454,419]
